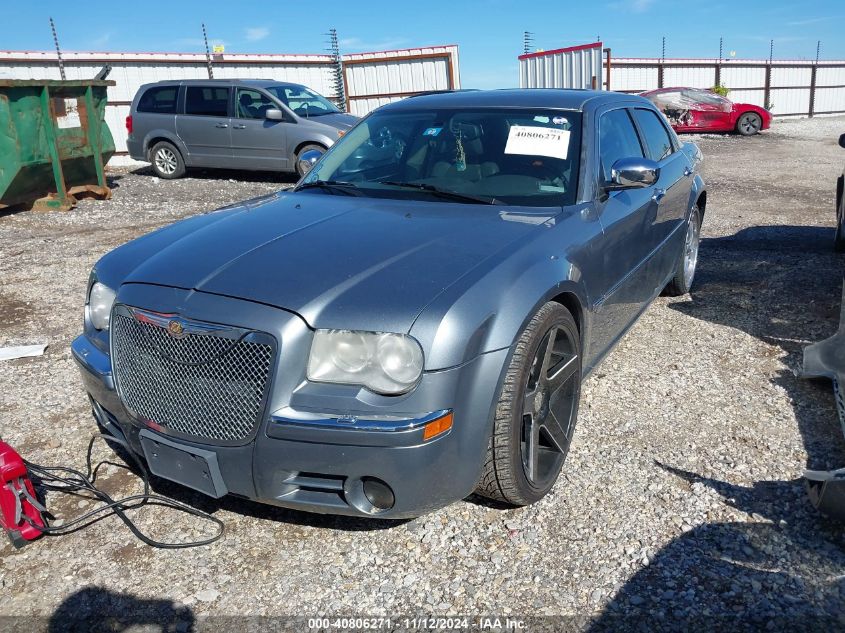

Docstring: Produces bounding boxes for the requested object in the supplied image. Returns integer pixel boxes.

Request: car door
[176,85,234,167]
[630,107,691,285]
[589,106,660,359]
[231,87,289,171]
[683,89,733,132]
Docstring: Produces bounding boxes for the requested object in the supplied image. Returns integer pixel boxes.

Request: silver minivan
[126,79,358,178]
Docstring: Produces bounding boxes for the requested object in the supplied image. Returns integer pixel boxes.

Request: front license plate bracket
[139,430,228,498]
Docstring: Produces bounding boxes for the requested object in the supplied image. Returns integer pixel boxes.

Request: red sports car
[641,87,772,136]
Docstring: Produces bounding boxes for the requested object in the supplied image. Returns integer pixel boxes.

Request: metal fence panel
[663,65,714,87]
[519,43,604,90]
[0,47,460,154]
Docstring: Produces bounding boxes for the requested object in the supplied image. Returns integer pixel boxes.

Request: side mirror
[265,108,284,121]
[607,157,660,190]
[297,149,324,176]
[839,133,845,149]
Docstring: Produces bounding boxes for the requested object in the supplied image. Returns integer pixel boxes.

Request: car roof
[144,79,303,89]
[381,88,652,112]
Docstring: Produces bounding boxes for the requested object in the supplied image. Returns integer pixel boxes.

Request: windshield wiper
[295,180,362,196]
[379,181,504,205]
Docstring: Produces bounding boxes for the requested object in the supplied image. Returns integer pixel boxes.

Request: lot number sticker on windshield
[505,125,571,160]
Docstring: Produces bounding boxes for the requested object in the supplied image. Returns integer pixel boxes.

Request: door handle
[232,124,246,129]
[683,166,693,177]
[652,188,666,203]
[215,123,228,128]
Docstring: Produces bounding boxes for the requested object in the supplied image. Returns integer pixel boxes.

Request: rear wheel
[736,112,763,136]
[150,141,185,179]
[476,302,581,506]
[665,206,702,296]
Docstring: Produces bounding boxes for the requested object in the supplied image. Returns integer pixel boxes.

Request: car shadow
[48,586,194,632]
[128,164,300,185]
[588,225,845,628]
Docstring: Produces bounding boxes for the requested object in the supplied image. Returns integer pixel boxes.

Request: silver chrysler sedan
[73,89,706,518]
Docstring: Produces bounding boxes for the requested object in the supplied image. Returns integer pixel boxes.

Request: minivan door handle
[215,123,228,129]
[232,124,246,130]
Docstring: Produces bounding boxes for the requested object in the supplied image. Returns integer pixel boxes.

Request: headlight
[307,330,424,395]
[87,282,117,330]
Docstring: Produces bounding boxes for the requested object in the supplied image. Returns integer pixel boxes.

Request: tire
[736,112,763,136]
[475,302,581,506]
[665,206,702,296]
[149,141,185,179]
[835,179,845,252]
[295,143,326,177]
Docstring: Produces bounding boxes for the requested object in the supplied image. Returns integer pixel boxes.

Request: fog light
[362,477,395,510]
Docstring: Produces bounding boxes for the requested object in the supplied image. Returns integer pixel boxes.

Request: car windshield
[266,85,340,117]
[297,108,582,207]
[683,89,730,106]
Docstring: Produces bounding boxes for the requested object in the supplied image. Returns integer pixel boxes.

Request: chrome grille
[111,310,274,443]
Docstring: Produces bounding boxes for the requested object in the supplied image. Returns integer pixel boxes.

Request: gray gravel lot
[1,117,845,629]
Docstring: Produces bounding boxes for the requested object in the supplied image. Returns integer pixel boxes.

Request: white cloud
[787,16,838,26]
[245,27,269,42]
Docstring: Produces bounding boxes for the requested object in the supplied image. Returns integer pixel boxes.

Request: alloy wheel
[738,113,761,135]
[520,325,580,488]
[683,214,700,289]
[155,148,178,175]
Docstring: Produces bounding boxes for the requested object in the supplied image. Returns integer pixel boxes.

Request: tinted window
[632,108,674,160]
[598,108,644,181]
[137,86,178,114]
[236,88,276,119]
[185,86,230,117]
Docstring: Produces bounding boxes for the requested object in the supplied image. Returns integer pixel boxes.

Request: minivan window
[598,108,644,181]
[236,89,275,119]
[632,108,674,161]
[266,85,340,117]
[185,86,230,117]
[137,86,178,114]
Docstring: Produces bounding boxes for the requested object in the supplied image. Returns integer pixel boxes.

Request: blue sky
[10,0,845,89]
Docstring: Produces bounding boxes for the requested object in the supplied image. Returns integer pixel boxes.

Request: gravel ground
[1,117,844,630]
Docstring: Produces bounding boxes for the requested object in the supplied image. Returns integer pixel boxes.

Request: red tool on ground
[0,440,47,548]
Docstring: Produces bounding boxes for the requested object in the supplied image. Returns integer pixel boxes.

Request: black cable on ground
[21,433,224,549]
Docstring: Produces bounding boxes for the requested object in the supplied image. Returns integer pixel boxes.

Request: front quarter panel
[411,205,601,371]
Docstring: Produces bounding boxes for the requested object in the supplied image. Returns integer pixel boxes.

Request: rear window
[137,86,178,114]
[185,86,230,117]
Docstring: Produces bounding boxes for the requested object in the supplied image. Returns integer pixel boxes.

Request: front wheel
[736,112,763,136]
[295,144,326,177]
[475,302,581,506]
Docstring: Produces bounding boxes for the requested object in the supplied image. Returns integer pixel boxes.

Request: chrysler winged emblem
[167,319,185,338]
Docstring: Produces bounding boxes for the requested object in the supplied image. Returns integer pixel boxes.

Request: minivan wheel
[295,144,325,177]
[150,141,185,179]
[476,302,581,506]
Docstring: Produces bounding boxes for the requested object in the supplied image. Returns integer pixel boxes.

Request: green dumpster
[0,79,116,211]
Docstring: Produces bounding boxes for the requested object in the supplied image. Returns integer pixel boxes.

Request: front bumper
[71,291,508,519]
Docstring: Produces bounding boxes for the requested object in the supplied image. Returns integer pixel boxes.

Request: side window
[632,108,674,160]
[236,89,276,119]
[184,86,230,117]
[137,86,178,114]
[598,108,644,182]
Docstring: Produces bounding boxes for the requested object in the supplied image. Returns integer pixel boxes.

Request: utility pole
[202,23,213,79]
[49,17,65,80]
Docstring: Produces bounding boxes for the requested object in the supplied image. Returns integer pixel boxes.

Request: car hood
[116,192,552,334]
[304,112,358,130]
